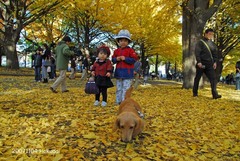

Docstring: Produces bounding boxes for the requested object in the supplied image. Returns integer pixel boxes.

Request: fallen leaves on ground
[0,74,239,160]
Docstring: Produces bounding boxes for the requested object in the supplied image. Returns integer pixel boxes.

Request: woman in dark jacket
[33,48,43,82]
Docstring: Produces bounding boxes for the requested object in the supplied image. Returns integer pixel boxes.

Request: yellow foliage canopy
[23,0,181,61]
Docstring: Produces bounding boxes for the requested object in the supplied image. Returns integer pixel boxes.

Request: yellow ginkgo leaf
[83,133,99,139]
[53,154,63,161]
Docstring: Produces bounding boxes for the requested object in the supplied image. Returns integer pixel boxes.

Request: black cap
[62,36,72,42]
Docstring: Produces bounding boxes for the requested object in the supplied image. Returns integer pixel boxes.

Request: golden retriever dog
[114,87,144,142]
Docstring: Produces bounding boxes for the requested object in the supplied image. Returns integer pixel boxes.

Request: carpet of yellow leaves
[0,72,239,160]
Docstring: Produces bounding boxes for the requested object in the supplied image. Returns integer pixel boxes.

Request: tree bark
[75,15,81,44]
[3,24,21,69]
[4,41,19,69]
[182,0,222,89]
[182,1,198,88]
[84,25,90,50]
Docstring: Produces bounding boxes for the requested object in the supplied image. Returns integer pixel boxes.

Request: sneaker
[101,101,107,107]
[50,87,57,93]
[62,90,69,93]
[94,100,99,106]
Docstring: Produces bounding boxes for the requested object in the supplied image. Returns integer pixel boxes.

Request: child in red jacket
[112,30,137,105]
[91,45,114,107]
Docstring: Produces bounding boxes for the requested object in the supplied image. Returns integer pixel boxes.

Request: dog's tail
[125,86,133,99]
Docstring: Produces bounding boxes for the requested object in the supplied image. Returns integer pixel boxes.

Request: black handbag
[84,77,99,94]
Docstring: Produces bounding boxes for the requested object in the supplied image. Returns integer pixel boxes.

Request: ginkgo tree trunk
[0,0,62,69]
[182,0,222,89]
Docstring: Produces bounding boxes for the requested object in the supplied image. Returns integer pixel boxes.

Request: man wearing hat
[50,36,74,93]
[112,29,138,104]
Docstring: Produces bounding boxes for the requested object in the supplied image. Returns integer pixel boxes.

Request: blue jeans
[50,65,56,79]
[236,77,240,90]
[42,65,47,79]
[34,66,41,81]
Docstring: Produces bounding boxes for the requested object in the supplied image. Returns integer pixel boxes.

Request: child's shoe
[94,100,99,106]
[101,101,107,107]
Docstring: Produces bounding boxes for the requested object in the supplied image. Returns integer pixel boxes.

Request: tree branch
[23,0,61,27]
[0,6,4,20]
[223,37,240,56]
[0,1,7,7]
[222,36,234,49]
[21,33,40,47]
[203,0,222,22]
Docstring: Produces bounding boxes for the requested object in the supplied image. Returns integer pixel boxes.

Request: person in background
[42,43,51,83]
[50,42,57,79]
[45,55,52,80]
[50,56,56,79]
[80,54,90,82]
[193,28,221,99]
[112,29,137,105]
[91,45,114,107]
[33,48,43,82]
[235,61,240,90]
[69,56,76,79]
[133,54,142,89]
[50,36,74,93]
[143,59,150,85]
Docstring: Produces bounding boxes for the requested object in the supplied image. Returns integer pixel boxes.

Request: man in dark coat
[193,29,221,99]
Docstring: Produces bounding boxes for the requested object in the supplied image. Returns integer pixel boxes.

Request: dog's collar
[137,110,145,119]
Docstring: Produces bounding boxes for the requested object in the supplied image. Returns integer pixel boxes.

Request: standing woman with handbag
[91,45,114,107]
[42,43,51,83]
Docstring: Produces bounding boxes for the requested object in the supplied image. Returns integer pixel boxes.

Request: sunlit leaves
[0,70,239,160]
